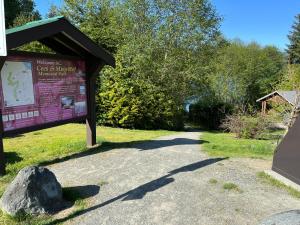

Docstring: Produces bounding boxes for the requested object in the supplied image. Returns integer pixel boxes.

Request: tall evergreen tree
[287,14,300,64]
[4,0,41,27]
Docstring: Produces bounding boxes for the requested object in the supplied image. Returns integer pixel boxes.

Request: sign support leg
[0,57,5,175]
[0,137,5,175]
[86,60,104,147]
[86,74,97,147]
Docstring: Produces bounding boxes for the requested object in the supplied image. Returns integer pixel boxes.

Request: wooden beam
[85,59,104,147]
[261,101,267,115]
[0,57,6,175]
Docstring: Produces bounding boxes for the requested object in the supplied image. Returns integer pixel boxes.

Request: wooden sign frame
[0,0,6,56]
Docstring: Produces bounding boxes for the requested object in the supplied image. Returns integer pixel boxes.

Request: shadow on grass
[39,138,208,167]
[5,152,23,164]
[45,157,227,225]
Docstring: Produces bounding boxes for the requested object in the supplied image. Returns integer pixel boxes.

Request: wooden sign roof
[5,16,115,67]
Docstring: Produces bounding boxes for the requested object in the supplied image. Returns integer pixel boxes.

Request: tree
[287,14,300,64]
[4,0,41,27]
[209,41,284,109]
[46,4,59,18]
[59,0,224,129]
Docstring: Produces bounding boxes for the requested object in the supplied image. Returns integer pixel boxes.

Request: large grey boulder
[259,210,300,225]
[0,166,62,216]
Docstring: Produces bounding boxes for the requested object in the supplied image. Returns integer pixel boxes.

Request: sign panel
[0,0,6,56]
[0,55,87,131]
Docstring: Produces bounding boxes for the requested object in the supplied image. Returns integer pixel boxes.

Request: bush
[189,101,233,130]
[221,113,271,139]
[96,65,184,131]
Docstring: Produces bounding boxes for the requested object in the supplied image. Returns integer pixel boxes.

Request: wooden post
[261,101,267,115]
[0,57,6,175]
[86,73,97,147]
[86,59,104,147]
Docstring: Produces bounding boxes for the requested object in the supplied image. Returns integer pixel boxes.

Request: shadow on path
[41,137,208,167]
[136,138,208,151]
[46,157,227,225]
[51,185,100,214]
[63,185,100,200]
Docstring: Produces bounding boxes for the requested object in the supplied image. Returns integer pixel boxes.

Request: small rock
[259,210,300,225]
[0,166,62,216]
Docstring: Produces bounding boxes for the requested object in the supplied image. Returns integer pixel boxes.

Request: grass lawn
[201,131,283,159]
[0,123,176,224]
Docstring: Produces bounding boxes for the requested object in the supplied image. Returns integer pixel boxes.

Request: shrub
[96,65,184,131]
[189,101,233,130]
[221,113,271,139]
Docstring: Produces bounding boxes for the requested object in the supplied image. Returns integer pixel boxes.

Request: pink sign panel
[0,55,87,131]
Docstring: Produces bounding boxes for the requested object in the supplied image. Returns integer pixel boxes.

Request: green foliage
[60,0,224,130]
[277,64,300,90]
[287,14,300,64]
[0,210,51,225]
[223,182,242,193]
[4,1,50,53]
[209,41,284,109]
[4,0,41,28]
[97,54,184,130]
[239,116,270,139]
[61,0,128,54]
[221,114,272,139]
[189,99,233,130]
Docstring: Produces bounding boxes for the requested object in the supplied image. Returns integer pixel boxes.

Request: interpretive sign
[0,55,87,132]
[0,16,115,175]
[0,0,6,56]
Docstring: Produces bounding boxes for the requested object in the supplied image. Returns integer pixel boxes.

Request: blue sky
[35,0,299,50]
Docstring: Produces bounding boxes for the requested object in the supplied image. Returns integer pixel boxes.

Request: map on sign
[1,61,35,107]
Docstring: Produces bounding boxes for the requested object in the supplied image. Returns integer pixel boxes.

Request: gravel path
[49,131,300,225]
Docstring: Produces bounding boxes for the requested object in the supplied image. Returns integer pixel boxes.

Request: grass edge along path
[0,124,176,225]
[201,131,279,159]
[1,124,176,192]
[257,171,300,199]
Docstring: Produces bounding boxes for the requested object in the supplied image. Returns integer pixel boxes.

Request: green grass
[0,124,176,225]
[201,131,282,159]
[257,172,300,198]
[208,178,218,184]
[0,212,52,225]
[222,182,243,193]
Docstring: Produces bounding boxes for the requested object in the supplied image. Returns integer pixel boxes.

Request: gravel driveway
[49,131,300,225]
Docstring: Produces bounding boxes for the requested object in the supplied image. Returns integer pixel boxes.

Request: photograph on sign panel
[75,101,86,114]
[61,96,75,109]
[79,85,86,95]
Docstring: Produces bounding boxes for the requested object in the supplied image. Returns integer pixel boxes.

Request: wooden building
[256,91,300,114]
